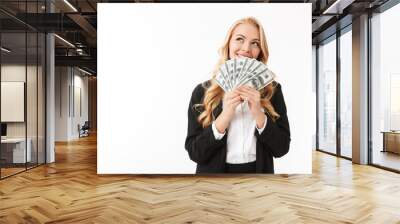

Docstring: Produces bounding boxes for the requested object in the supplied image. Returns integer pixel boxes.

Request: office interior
[0,0,97,179]
[0,0,399,222]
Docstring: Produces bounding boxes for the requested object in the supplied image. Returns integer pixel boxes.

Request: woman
[185,17,290,174]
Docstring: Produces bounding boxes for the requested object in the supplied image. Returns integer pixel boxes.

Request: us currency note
[237,58,260,85]
[215,58,275,92]
[226,58,238,87]
[237,59,259,86]
[219,65,232,91]
[215,73,228,92]
[244,68,275,90]
[235,57,249,86]
[223,63,233,91]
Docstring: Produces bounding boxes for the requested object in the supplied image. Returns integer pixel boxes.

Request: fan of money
[215,57,275,92]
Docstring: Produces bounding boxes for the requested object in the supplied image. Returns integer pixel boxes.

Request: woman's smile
[236,52,252,58]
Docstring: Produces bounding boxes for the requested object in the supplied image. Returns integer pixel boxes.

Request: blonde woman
[185,17,290,174]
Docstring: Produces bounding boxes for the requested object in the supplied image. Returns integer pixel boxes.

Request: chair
[79,121,90,138]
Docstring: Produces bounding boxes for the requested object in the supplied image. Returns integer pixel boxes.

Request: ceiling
[0,0,393,75]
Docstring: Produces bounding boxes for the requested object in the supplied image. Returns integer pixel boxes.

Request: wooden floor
[1,134,400,223]
[1,162,45,178]
[0,167,26,178]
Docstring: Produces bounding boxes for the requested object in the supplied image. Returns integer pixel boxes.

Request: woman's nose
[241,42,251,52]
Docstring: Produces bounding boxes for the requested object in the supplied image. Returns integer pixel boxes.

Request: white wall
[55,66,69,141]
[71,71,89,138]
[55,67,89,141]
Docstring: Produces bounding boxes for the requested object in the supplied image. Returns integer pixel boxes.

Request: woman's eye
[252,42,260,47]
[236,37,244,42]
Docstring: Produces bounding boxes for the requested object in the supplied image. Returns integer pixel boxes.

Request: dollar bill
[242,67,275,90]
[226,58,238,87]
[237,58,258,85]
[215,73,228,92]
[237,60,258,86]
[219,65,232,91]
[235,57,249,86]
[223,63,233,91]
[214,57,275,92]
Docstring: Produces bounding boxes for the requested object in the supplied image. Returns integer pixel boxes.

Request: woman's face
[228,23,261,60]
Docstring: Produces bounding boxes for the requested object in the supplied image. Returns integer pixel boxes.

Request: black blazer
[184,80,290,174]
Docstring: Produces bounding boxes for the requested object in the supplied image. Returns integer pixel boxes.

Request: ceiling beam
[67,13,97,39]
[322,0,356,14]
[55,55,96,69]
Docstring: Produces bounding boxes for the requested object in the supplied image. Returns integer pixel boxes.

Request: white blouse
[212,101,267,164]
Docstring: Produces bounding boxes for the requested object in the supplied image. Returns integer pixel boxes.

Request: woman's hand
[236,85,266,129]
[214,90,242,134]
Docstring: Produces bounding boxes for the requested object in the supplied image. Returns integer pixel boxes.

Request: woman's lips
[237,53,251,58]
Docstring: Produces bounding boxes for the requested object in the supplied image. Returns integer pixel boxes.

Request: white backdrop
[98,3,312,174]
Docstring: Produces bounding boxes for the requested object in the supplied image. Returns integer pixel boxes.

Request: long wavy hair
[196,17,280,128]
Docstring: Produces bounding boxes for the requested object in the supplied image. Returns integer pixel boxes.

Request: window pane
[371,3,400,171]
[340,29,352,158]
[38,32,45,165]
[27,31,38,169]
[318,37,337,154]
[1,31,27,178]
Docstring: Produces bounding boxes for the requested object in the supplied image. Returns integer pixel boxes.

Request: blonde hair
[196,17,280,128]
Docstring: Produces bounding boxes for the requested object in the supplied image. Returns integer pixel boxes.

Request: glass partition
[27,30,38,169]
[0,1,46,179]
[371,3,400,171]
[38,32,45,165]
[317,35,337,155]
[1,31,28,178]
[339,28,352,158]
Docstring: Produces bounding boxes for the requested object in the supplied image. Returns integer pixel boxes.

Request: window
[318,36,337,154]
[371,3,400,171]
[340,28,352,158]
[0,1,46,179]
